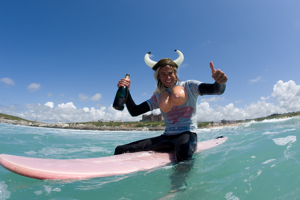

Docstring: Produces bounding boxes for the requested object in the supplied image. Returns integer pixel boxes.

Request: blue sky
[1,0,300,123]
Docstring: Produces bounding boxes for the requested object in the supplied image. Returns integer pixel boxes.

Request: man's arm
[199,82,226,95]
[126,91,150,116]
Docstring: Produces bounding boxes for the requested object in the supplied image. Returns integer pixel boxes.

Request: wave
[0,181,11,200]
[236,117,300,130]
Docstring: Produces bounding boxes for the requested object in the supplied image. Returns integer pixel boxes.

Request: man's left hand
[210,61,228,84]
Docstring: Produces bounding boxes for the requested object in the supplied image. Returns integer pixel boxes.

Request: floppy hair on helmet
[144,50,184,71]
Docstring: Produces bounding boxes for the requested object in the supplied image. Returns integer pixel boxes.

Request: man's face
[158,65,177,88]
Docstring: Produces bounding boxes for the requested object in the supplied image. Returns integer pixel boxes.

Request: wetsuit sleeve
[198,82,226,95]
[125,91,151,117]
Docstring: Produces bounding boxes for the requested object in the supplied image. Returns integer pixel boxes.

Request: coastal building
[221,119,236,124]
[142,113,163,122]
[211,121,222,126]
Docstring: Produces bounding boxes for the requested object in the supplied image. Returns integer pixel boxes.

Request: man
[114,50,228,162]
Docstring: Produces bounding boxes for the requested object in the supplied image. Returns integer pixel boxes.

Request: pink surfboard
[0,137,227,180]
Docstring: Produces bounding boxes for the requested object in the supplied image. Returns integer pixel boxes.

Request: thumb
[210,61,216,74]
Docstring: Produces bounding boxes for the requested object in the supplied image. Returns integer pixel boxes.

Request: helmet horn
[173,50,184,67]
[144,52,157,68]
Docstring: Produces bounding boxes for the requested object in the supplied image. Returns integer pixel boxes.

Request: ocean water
[0,117,299,200]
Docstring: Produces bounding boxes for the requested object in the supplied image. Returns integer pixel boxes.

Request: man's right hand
[117,78,131,89]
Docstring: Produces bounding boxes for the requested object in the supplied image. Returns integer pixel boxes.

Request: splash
[273,136,296,146]
[0,181,11,200]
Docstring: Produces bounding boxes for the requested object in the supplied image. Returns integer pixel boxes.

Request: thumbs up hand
[210,61,228,84]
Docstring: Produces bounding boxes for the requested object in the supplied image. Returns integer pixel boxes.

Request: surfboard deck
[0,137,227,180]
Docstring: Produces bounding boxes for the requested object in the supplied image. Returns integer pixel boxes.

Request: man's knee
[175,134,197,162]
[114,145,126,155]
[176,142,196,161]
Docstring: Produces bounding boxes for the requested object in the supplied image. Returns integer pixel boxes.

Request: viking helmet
[144,50,184,71]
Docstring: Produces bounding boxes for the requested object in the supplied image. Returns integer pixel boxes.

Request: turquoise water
[0,117,300,200]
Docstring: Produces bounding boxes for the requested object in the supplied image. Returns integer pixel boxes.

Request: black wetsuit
[114,82,225,162]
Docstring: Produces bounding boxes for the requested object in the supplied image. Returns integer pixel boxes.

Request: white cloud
[45,102,54,108]
[196,80,300,121]
[79,93,89,101]
[0,101,139,123]
[180,63,189,68]
[58,102,77,110]
[271,80,300,111]
[94,103,102,107]
[47,93,53,97]
[260,96,270,101]
[202,41,211,45]
[197,100,285,122]
[2,80,300,124]
[201,96,224,102]
[249,76,262,83]
[90,93,102,101]
[27,83,41,92]
[79,93,102,101]
[1,77,15,85]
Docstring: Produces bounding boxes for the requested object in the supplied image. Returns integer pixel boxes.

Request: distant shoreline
[0,118,243,131]
[0,118,165,131]
[1,113,299,132]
